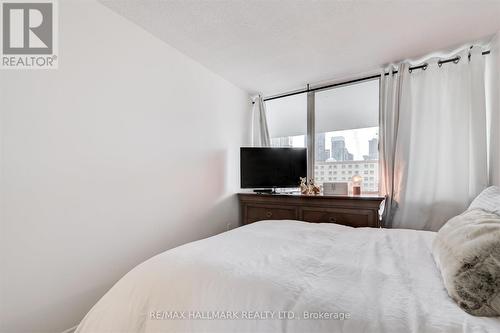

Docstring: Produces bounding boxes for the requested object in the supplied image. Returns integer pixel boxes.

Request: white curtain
[251,95,271,147]
[485,33,500,186]
[379,64,407,227]
[382,47,488,231]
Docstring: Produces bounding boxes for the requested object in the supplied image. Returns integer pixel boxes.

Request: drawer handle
[266,211,273,218]
[329,217,337,223]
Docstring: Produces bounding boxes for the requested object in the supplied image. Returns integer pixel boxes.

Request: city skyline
[271,127,380,194]
[315,127,378,162]
[272,126,378,160]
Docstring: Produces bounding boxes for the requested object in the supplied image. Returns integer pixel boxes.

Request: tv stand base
[253,188,277,194]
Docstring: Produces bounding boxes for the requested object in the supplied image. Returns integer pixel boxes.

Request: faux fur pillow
[432,209,500,316]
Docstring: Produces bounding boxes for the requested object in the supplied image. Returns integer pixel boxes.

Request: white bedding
[76,220,500,333]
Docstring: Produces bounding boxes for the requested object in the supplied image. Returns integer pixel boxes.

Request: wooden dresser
[238,193,385,228]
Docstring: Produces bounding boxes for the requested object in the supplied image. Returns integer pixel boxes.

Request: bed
[76,220,500,333]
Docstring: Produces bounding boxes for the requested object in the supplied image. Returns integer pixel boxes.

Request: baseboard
[60,324,78,333]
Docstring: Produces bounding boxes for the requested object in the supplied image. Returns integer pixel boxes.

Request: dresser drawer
[300,207,377,228]
[245,205,297,224]
[238,193,385,228]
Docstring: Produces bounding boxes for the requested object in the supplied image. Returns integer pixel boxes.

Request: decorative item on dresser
[351,175,363,195]
[323,182,348,195]
[238,193,385,228]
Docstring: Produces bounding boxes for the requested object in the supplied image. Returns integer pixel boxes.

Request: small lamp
[351,175,363,195]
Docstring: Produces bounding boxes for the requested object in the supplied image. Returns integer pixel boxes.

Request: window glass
[314,79,379,194]
[265,93,307,148]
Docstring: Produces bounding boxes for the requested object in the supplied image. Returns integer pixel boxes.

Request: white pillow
[468,186,500,215]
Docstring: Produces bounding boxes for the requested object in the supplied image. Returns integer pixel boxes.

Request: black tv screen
[240,147,307,188]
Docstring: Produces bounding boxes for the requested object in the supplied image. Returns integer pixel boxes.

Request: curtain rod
[256,50,491,104]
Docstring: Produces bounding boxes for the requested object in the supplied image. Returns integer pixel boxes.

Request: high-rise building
[270,136,293,147]
[314,160,379,193]
[331,136,345,161]
[368,138,378,160]
[331,136,353,161]
[315,133,328,161]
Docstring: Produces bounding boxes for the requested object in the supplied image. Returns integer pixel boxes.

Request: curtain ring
[438,61,443,68]
[453,56,461,64]
[409,68,412,73]
[422,63,428,70]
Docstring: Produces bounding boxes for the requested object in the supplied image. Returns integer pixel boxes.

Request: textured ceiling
[99,0,500,95]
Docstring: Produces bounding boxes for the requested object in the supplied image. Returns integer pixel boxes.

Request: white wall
[0,1,251,332]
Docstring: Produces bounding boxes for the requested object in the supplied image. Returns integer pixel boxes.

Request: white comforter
[76,221,500,333]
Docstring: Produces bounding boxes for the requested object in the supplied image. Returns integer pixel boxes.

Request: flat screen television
[240,147,307,189]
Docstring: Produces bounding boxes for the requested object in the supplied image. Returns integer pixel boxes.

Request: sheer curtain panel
[379,64,407,227]
[380,47,488,231]
[390,47,488,231]
[251,95,270,147]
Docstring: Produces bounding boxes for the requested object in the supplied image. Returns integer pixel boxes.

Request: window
[266,93,307,148]
[264,78,380,194]
[313,79,379,193]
